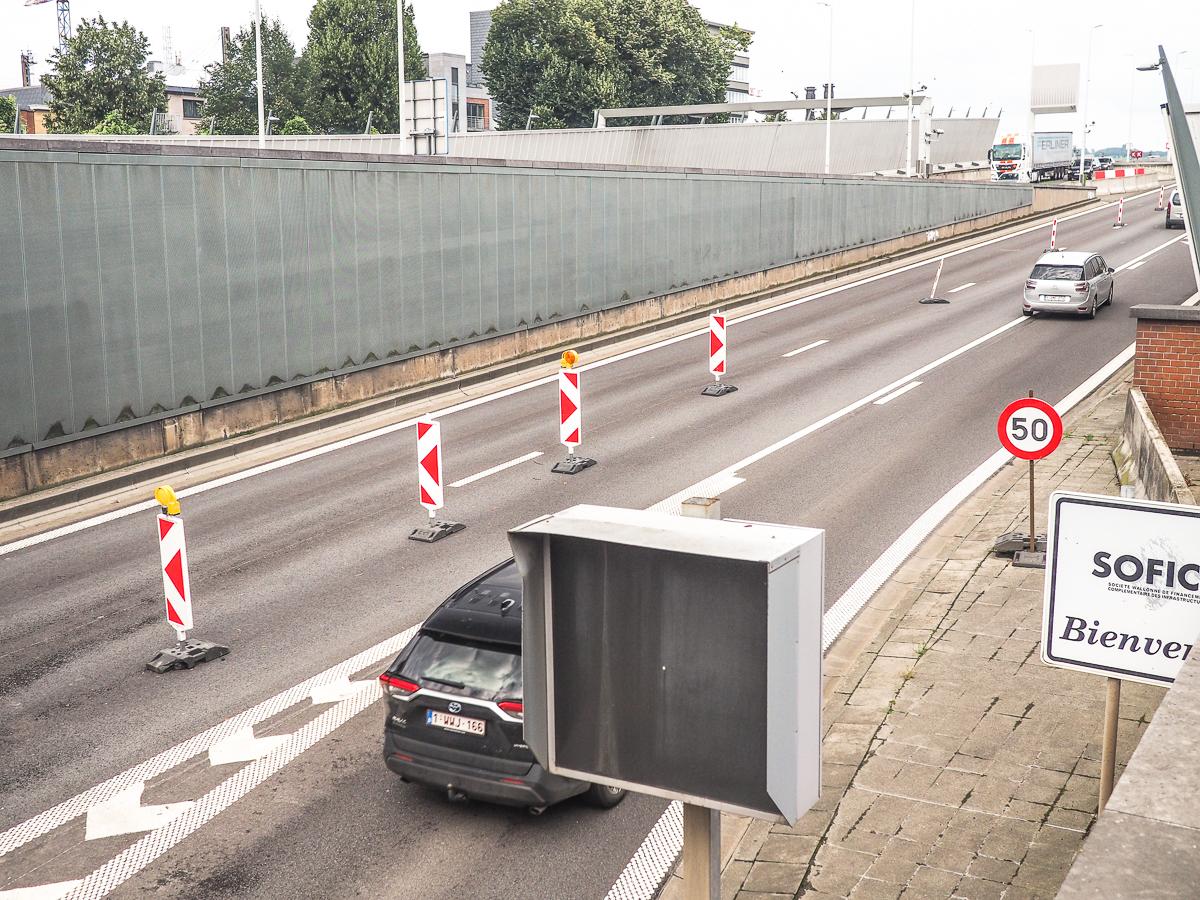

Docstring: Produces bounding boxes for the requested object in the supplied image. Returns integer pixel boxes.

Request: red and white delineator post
[701,313,738,396]
[552,351,597,474]
[1155,186,1166,211]
[1048,218,1058,251]
[1113,197,1125,228]
[410,417,465,542]
[146,485,230,673]
[157,512,194,641]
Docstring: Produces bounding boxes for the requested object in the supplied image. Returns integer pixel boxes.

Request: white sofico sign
[1043,492,1200,685]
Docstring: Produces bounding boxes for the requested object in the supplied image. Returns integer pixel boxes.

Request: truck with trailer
[989,131,1075,182]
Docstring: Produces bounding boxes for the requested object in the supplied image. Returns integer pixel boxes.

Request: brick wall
[1132,306,1200,452]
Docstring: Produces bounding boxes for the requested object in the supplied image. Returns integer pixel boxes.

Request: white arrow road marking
[207,727,289,766]
[309,676,376,705]
[947,281,976,293]
[0,883,82,900]
[873,381,923,405]
[83,783,193,842]
[782,340,829,358]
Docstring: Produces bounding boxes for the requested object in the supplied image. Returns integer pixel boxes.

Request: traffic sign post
[408,417,465,542]
[145,485,230,673]
[1041,492,1200,810]
[701,313,738,397]
[995,393,1063,568]
[1113,197,1125,228]
[552,350,597,475]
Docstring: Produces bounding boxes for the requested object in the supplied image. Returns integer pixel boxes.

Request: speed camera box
[508,505,823,824]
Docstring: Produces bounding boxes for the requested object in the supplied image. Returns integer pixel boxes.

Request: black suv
[381,559,626,813]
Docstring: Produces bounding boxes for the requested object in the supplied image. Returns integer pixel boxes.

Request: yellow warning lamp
[560,349,579,369]
[154,485,182,516]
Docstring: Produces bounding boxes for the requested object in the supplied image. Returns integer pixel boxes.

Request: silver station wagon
[1022,250,1114,319]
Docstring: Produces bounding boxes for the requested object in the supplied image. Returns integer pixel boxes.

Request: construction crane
[24,0,70,55]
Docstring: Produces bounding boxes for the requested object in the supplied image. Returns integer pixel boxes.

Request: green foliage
[88,111,140,134]
[200,17,305,136]
[763,111,788,123]
[0,95,23,133]
[302,0,426,134]
[482,0,751,130]
[280,115,314,135]
[42,16,166,133]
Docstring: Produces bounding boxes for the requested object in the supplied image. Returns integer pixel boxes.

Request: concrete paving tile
[1011,862,1071,894]
[965,854,1018,883]
[734,820,773,862]
[757,833,818,865]
[865,848,922,885]
[1043,807,1091,832]
[734,892,793,900]
[721,859,752,897]
[905,864,963,897]
[741,861,807,894]
[923,842,976,874]
[952,875,1007,899]
[847,876,905,900]
[809,844,874,896]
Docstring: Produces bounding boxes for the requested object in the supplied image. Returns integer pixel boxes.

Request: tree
[481,0,750,130]
[200,17,305,136]
[88,111,139,134]
[302,0,426,134]
[280,115,313,135]
[0,95,23,133]
[41,16,166,133]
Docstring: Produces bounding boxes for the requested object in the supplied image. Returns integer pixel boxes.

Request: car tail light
[498,700,524,719]
[1074,282,1088,293]
[1025,280,1036,290]
[379,673,420,698]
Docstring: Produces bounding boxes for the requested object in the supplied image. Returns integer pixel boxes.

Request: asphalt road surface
[0,188,1194,900]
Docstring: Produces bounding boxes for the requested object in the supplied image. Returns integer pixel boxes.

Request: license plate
[1039,294,1068,303]
[426,709,486,735]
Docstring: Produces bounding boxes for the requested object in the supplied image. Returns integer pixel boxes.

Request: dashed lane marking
[947,282,976,293]
[782,340,830,358]
[448,451,543,488]
[873,381,923,405]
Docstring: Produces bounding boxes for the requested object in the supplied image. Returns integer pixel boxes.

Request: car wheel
[1022,309,1033,317]
[1088,299,1097,319]
[585,783,627,809]
[1108,286,1115,307]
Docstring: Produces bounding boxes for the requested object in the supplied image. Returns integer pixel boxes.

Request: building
[0,81,205,134]
[705,20,752,104]
[423,51,492,133]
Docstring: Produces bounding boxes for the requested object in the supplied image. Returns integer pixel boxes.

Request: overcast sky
[4,0,1197,151]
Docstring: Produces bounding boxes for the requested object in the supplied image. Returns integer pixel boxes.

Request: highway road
[0,187,1195,900]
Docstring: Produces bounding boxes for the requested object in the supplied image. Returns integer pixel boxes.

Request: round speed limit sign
[997,398,1063,460]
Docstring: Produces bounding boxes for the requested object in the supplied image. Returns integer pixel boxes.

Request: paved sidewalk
[662,369,1166,899]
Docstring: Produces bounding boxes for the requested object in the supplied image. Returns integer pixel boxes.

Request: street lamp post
[1078,24,1103,184]
[905,0,916,176]
[397,0,408,149]
[818,0,833,174]
[254,0,265,149]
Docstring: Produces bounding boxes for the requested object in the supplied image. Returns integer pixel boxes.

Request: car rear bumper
[1023,296,1092,315]
[384,737,585,808]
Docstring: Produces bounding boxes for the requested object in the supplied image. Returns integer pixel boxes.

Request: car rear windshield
[1030,264,1083,281]
[400,634,521,699]
[1173,194,1182,205]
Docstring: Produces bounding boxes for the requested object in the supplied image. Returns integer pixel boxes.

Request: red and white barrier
[559,369,581,451]
[1049,218,1057,251]
[1114,198,1125,228]
[1092,167,1146,180]
[417,417,443,516]
[709,314,727,379]
[1156,187,1166,210]
[157,513,193,640]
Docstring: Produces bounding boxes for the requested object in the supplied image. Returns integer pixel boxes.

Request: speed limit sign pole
[996,392,1063,567]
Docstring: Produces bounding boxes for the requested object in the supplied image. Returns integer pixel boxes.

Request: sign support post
[918,256,950,304]
[1099,676,1121,811]
[994,392,1063,566]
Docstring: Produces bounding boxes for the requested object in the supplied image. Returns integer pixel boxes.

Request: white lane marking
[1113,232,1188,271]
[610,339,1144,900]
[309,676,375,705]
[947,282,976,293]
[873,381,923,405]
[0,883,82,900]
[448,451,543,488]
[0,626,419,859]
[82,783,192,842]
[0,187,1161,559]
[782,340,830,358]
[1126,260,1147,270]
[62,685,380,900]
[207,727,289,767]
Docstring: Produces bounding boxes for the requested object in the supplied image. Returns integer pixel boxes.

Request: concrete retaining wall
[1113,388,1197,505]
